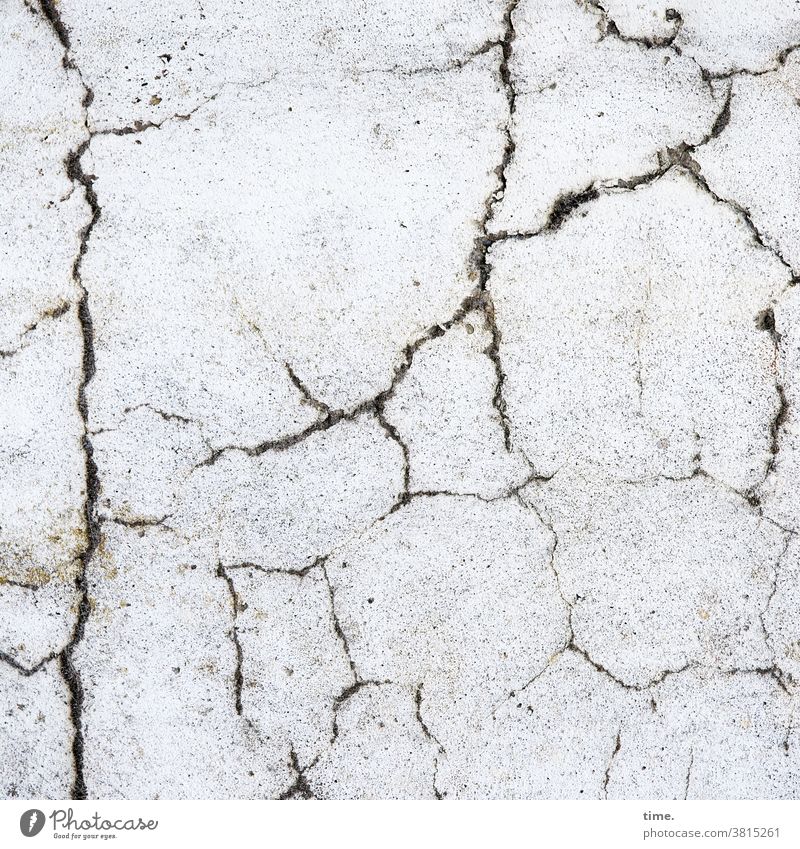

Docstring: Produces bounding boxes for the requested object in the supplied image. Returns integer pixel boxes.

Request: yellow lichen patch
[53,559,80,583]
[22,566,52,587]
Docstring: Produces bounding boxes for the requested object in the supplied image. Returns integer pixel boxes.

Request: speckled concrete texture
[2,0,799,800]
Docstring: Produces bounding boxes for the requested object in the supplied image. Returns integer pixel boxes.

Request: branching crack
[28,0,798,802]
[190,4,523,474]
[584,1,684,50]
[278,748,317,800]
[569,643,696,692]
[467,0,520,451]
[585,0,798,81]
[34,0,100,800]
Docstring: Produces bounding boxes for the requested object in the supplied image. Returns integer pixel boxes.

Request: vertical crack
[216,565,244,715]
[759,532,794,693]
[374,401,411,497]
[602,729,622,798]
[433,756,444,799]
[35,0,98,801]
[683,749,694,799]
[314,557,363,684]
[760,306,789,484]
[783,703,795,757]
[471,0,520,452]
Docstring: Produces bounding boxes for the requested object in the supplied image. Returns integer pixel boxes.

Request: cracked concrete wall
[1,0,799,801]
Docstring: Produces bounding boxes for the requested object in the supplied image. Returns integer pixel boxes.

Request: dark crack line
[585,0,798,81]
[677,167,795,495]
[468,0,520,451]
[683,749,694,800]
[321,564,359,685]
[278,748,317,800]
[216,565,244,716]
[197,314,469,470]
[346,462,557,538]
[92,95,219,138]
[107,514,173,530]
[433,756,444,800]
[226,559,320,578]
[37,0,72,67]
[681,163,797,278]
[35,0,99,802]
[705,44,800,81]
[577,0,800,279]
[414,683,445,753]
[0,300,71,360]
[783,705,795,757]
[285,362,331,419]
[755,306,790,489]
[121,403,194,425]
[497,82,732,237]
[759,533,796,694]
[374,400,411,496]
[0,578,44,592]
[329,680,392,745]
[197,3,522,470]
[359,37,503,78]
[602,729,622,799]
[568,642,696,692]
[607,464,790,532]
[585,1,684,50]
[0,650,59,678]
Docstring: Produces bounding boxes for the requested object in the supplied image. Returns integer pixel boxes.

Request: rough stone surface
[2,0,800,800]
